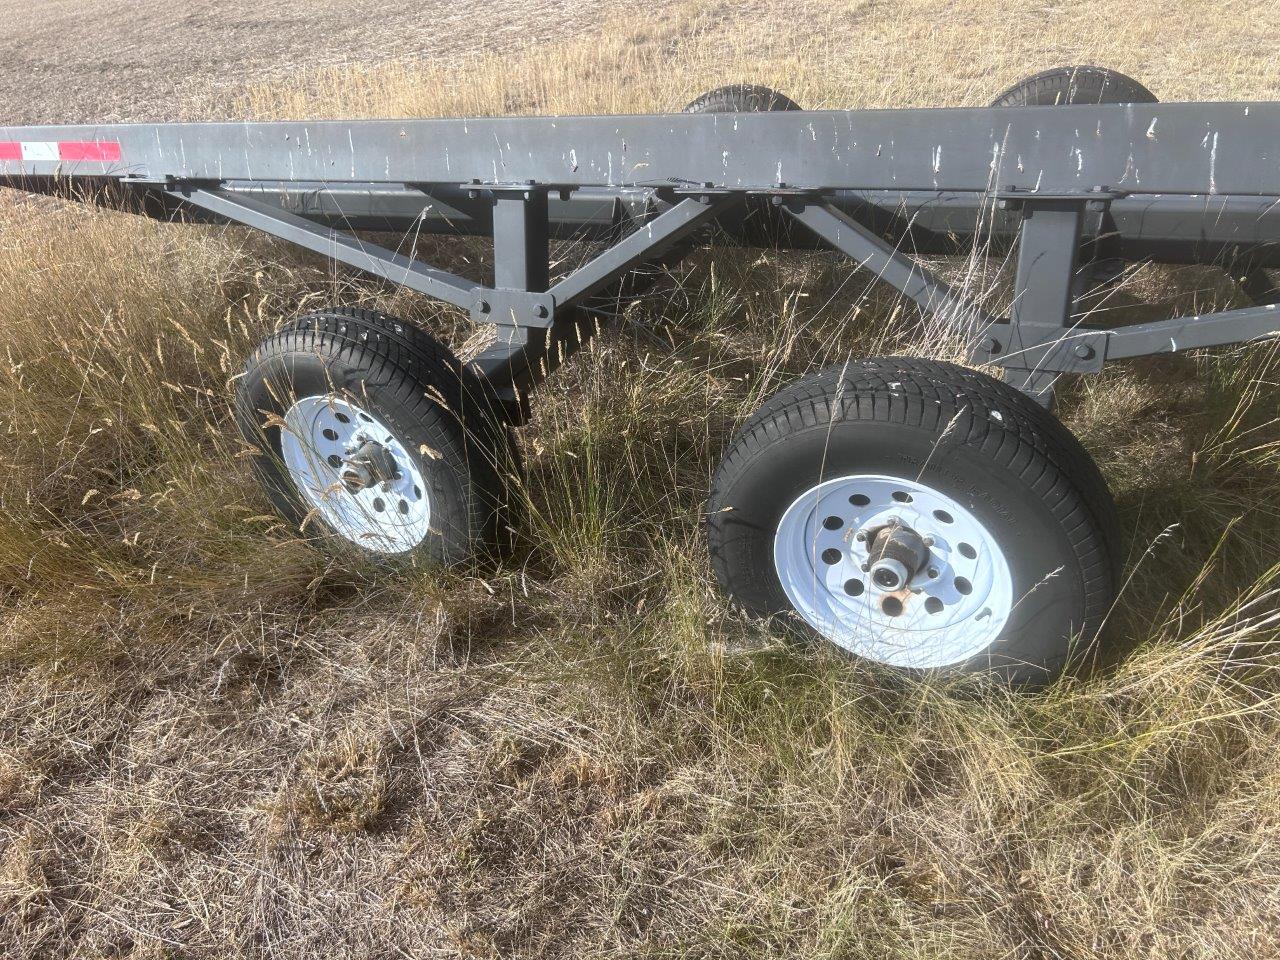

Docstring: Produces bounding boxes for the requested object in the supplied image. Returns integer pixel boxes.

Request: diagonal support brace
[167,185,480,309]
[548,196,738,308]
[782,200,998,337]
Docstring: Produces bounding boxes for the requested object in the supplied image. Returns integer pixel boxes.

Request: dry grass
[229,0,1280,119]
[3,1,1280,957]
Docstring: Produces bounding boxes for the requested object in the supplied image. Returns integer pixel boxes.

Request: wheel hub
[865,519,930,591]
[279,395,432,554]
[339,436,400,493]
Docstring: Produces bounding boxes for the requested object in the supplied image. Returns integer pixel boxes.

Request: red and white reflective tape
[0,140,122,163]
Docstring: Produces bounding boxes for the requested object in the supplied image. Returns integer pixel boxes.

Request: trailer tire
[706,357,1121,684]
[990,65,1156,107]
[682,84,802,114]
[236,307,517,566]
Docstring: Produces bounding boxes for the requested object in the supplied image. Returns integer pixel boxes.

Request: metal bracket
[973,325,1108,374]
[994,185,1125,212]
[471,288,556,327]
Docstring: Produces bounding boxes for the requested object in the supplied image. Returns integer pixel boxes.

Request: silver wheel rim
[773,473,1014,669]
[281,395,431,554]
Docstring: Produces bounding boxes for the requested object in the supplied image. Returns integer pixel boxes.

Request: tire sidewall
[711,418,1089,680]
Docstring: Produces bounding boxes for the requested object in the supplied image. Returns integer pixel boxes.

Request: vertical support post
[481,188,554,422]
[492,188,550,293]
[1003,199,1086,406]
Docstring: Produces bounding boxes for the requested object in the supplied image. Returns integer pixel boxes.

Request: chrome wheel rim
[773,473,1013,669]
[281,395,430,554]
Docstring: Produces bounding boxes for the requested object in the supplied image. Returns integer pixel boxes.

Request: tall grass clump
[0,198,342,658]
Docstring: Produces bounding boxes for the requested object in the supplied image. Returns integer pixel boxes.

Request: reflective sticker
[20,142,59,162]
[58,141,122,162]
[0,141,122,163]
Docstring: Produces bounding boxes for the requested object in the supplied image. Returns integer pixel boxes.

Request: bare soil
[0,0,615,124]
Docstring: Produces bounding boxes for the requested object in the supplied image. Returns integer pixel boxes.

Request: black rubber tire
[236,307,516,566]
[990,65,1156,107]
[682,83,802,114]
[706,357,1122,684]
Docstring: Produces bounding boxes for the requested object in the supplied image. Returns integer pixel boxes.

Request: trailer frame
[3,102,1280,414]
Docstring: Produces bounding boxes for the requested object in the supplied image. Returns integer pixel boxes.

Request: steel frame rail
[3,102,1280,410]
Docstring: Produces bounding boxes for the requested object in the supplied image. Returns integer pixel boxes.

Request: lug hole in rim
[892,491,912,503]
[924,596,944,615]
[882,596,904,617]
[822,515,843,530]
[326,454,342,468]
[958,542,977,560]
[933,509,953,524]
[821,548,842,565]
[334,412,350,424]
[955,576,973,595]
[849,493,870,506]
[372,497,386,512]
[843,579,864,597]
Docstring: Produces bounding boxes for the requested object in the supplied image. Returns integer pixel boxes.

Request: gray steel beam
[1001,200,1088,404]
[199,181,1280,267]
[474,189,554,420]
[1105,302,1280,358]
[492,190,550,292]
[6,103,1280,196]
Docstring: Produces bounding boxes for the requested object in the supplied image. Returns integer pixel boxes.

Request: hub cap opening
[773,474,1013,669]
[280,395,431,554]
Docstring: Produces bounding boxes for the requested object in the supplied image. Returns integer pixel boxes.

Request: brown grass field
[3,1,1280,957]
